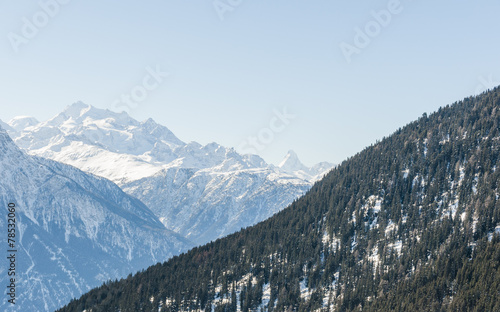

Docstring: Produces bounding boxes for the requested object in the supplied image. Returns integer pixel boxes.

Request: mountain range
[0,102,333,311]
[6,102,333,244]
[58,88,500,311]
[0,127,191,312]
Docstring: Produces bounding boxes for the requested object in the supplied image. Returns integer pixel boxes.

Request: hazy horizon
[2,1,500,166]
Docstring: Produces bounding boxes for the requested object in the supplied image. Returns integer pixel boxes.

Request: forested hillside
[58,87,500,311]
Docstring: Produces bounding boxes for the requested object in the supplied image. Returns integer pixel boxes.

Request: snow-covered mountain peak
[141,117,156,126]
[12,102,184,164]
[139,117,184,146]
[6,103,335,245]
[63,101,91,118]
[9,104,335,186]
[48,101,135,129]
[278,150,308,173]
[7,115,39,132]
[278,150,334,182]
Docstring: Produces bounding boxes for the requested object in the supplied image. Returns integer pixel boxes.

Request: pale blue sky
[1,1,500,166]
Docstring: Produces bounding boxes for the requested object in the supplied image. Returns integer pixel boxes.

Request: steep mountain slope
[124,165,311,244]
[0,128,192,312]
[58,87,500,312]
[9,103,333,244]
[0,119,15,133]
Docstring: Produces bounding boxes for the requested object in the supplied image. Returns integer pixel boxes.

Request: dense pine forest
[58,87,500,311]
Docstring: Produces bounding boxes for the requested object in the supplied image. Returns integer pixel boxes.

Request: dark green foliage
[57,87,500,311]
[365,236,500,312]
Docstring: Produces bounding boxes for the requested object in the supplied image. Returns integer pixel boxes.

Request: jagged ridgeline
[58,88,500,311]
